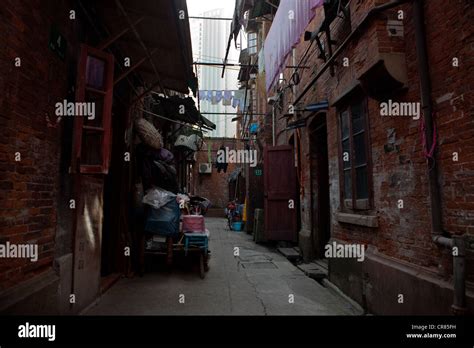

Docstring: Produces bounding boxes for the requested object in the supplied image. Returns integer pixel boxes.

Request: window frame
[71,44,114,175]
[337,95,373,211]
[247,31,258,55]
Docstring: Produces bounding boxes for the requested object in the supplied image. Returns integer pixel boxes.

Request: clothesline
[198,90,250,109]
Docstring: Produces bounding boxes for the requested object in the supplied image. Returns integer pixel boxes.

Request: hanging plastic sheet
[264,0,324,92]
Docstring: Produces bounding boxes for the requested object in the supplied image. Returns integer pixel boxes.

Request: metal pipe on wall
[413,0,443,236]
[272,107,276,146]
[413,0,467,315]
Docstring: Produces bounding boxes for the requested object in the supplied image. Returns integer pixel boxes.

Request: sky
[187,0,235,17]
[186,0,241,137]
[187,0,244,65]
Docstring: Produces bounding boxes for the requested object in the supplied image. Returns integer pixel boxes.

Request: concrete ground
[85,218,361,315]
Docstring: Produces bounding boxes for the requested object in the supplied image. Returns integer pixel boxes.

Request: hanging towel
[223,90,233,106]
[232,97,240,109]
[211,91,218,105]
[216,90,223,103]
[232,90,244,109]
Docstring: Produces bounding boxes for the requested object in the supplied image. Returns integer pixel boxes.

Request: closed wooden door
[263,145,297,241]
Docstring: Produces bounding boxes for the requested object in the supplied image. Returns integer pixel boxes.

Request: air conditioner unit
[199,163,212,174]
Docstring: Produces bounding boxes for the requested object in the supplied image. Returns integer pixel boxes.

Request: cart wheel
[199,253,205,279]
[166,237,173,267]
[204,253,210,272]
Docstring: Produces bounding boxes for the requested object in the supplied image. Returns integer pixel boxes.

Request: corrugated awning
[89,0,194,94]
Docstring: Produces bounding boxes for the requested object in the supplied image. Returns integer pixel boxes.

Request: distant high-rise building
[191,8,239,138]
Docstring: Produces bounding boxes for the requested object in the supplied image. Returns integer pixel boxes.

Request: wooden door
[72,176,104,312]
[263,145,297,241]
[71,45,114,312]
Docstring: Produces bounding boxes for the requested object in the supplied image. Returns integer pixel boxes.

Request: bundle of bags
[143,188,180,237]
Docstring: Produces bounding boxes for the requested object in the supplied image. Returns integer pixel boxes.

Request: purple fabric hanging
[264,0,324,92]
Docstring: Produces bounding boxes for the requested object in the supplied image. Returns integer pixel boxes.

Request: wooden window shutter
[71,44,114,174]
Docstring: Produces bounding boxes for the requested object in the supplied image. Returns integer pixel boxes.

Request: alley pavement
[85,218,360,315]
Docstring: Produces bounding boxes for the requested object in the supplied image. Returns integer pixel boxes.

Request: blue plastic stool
[184,231,209,256]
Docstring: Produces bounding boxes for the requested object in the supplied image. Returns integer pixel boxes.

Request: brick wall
[271,0,473,288]
[0,0,78,291]
[191,138,240,208]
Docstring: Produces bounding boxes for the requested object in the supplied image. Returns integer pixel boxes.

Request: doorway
[263,145,298,242]
[309,115,330,259]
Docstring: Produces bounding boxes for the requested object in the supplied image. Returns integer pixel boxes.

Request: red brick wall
[0,0,78,290]
[272,0,473,277]
[191,138,240,208]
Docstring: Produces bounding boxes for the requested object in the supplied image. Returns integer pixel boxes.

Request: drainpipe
[413,0,467,315]
[272,106,276,146]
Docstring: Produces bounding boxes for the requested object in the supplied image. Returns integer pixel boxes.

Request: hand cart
[143,231,210,279]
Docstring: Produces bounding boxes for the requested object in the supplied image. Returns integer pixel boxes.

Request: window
[72,44,114,174]
[248,32,257,55]
[339,97,371,210]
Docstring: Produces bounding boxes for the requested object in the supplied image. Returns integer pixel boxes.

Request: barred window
[339,96,371,210]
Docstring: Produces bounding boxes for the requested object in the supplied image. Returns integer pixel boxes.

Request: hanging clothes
[215,90,223,103]
[210,91,218,105]
[232,97,240,109]
[223,90,233,106]
[216,145,228,173]
[232,89,244,109]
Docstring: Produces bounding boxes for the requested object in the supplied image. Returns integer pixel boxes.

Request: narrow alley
[0,0,473,345]
[86,217,359,315]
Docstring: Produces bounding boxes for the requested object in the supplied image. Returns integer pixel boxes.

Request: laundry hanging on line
[198,90,247,109]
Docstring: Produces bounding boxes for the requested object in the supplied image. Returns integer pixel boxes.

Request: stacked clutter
[135,117,180,239]
[142,188,180,238]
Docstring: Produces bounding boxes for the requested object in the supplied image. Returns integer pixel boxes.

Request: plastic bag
[145,199,180,237]
[177,193,190,204]
[143,187,176,209]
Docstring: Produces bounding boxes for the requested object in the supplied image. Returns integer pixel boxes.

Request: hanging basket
[135,118,162,150]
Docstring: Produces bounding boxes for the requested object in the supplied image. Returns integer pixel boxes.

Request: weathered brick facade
[190,138,240,209]
[265,0,473,314]
[0,0,78,294]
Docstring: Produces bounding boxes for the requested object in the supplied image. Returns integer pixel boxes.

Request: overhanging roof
[152,95,216,130]
[90,0,193,94]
